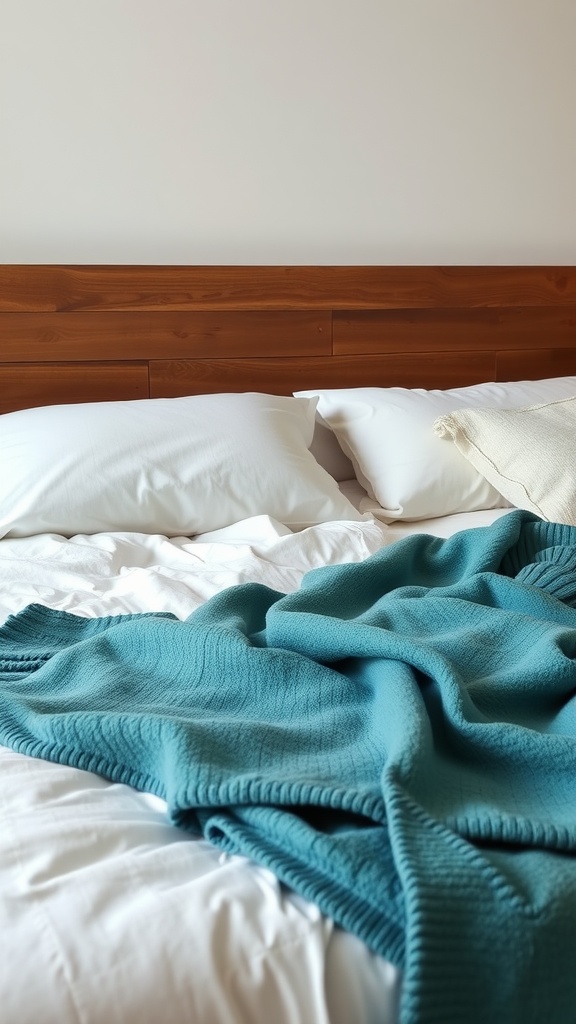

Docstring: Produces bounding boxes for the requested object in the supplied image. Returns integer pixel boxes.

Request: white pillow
[296,378,576,520]
[434,396,576,525]
[0,393,363,539]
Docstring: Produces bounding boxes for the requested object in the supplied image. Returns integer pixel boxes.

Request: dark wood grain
[2,265,576,312]
[149,352,497,397]
[2,266,575,408]
[0,363,148,414]
[0,311,330,361]
[333,307,576,354]
[496,348,576,381]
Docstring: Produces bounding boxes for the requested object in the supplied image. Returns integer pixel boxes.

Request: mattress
[0,502,511,1024]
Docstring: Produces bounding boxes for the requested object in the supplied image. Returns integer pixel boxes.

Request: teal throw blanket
[2,510,576,1023]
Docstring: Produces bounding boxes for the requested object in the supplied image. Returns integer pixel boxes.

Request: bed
[1,265,576,1024]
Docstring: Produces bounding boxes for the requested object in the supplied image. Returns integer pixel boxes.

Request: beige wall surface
[1,0,575,264]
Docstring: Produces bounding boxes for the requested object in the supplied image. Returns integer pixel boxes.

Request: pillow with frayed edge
[434,395,576,525]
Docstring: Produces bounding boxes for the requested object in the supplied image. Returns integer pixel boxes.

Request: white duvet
[0,505,511,1024]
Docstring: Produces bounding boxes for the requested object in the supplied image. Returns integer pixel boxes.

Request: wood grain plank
[2,265,576,312]
[0,363,149,414]
[149,352,496,397]
[0,311,330,360]
[496,348,576,381]
[333,307,576,354]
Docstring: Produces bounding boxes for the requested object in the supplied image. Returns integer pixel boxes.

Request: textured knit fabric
[434,395,576,523]
[2,510,576,1023]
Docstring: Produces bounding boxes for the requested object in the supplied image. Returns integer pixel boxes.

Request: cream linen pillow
[434,396,576,524]
[0,393,363,539]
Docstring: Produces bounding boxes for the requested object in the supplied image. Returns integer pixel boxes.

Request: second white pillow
[296,378,576,520]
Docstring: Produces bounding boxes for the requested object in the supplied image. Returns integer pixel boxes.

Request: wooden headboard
[2,265,576,415]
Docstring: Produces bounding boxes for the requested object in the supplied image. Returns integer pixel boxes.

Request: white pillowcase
[0,393,363,539]
[296,378,576,520]
[434,396,576,525]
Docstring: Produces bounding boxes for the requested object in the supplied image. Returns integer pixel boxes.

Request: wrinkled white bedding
[0,505,511,1024]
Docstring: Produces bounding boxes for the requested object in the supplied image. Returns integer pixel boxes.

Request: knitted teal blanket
[2,510,576,1023]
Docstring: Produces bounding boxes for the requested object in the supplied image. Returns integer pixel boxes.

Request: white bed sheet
[0,505,512,1024]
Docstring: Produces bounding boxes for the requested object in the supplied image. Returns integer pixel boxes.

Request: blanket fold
[2,509,576,1023]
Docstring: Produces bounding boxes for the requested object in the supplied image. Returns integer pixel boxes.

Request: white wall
[1,0,575,264]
